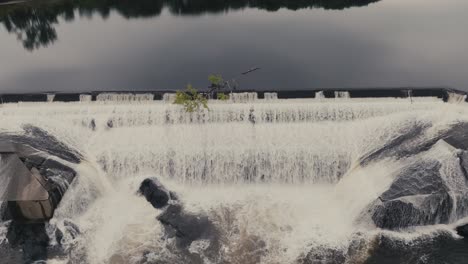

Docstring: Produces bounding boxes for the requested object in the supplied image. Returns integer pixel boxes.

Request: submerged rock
[0,125,84,263]
[0,125,83,163]
[360,121,468,167]
[158,204,219,247]
[357,121,468,230]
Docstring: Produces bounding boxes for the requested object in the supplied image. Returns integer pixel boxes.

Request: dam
[1,88,468,263]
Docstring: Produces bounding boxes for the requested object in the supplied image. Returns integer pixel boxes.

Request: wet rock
[364,230,467,264]
[443,122,468,150]
[1,126,79,223]
[138,177,175,209]
[54,219,81,246]
[358,120,468,230]
[370,160,454,229]
[5,221,49,263]
[456,224,468,237]
[0,202,11,221]
[158,204,219,247]
[359,122,431,166]
[21,155,46,170]
[0,236,23,264]
[298,245,346,264]
[0,125,83,163]
[138,178,220,262]
[458,151,468,180]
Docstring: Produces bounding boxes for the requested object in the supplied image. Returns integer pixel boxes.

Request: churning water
[2,94,468,263]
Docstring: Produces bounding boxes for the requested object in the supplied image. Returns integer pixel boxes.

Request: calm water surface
[0,0,467,93]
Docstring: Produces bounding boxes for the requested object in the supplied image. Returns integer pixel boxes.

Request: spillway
[1,92,468,264]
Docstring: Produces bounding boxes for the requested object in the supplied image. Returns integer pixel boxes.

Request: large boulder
[370,160,453,229]
[360,122,468,167]
[357,120,468,230]
[0,125,80,223]
[362,139,468,229]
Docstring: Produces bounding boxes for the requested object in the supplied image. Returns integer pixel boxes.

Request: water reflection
[0,0,379,51]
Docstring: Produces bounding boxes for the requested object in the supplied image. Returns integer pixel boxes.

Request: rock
[6,221,49,263]
[138,177,174,209]
[443,123,468,150]
[107,119,114,129]
[63,219,81,240]
[456,224,468,237]
[298,245,346,264]
[157,204,218,247]
[138,177,220,262]
[458,151,468,180]
[369,160,454,229]
[0,125,83,163]
[90,119,96,131]
[364,230,468,264]
[0,202,11,221]
[360,121,468,167]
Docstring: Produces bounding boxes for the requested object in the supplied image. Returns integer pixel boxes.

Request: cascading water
[1,94,468,264]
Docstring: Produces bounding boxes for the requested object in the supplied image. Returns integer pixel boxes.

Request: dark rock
[359,122,431,166]
[248,108,256,124]
[364,230,467,264]
[63,219,81,239]
[55,227,64,245]
[379,161,445,201]
[90,119,96,131]
[370,160,454,229]
[1,127,79,223]
[0,202,12,221]
[22,155,46,170]
[356,121,468,230]
[138,177,174,209]
[0,125,83,163]
[158,204,218,247]
[443,123,468,150]
[6,221,49,263]
[0,232,23,264]
[456,224,468,237]
[371,193,453,229]
[458,151,468,180]
[107,119,114,128]
[298,245,346,264]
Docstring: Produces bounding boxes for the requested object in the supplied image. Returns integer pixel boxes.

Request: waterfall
[1,95,468,264]
[96,93,154,102]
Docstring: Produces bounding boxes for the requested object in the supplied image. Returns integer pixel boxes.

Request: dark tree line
[0,0,380,50]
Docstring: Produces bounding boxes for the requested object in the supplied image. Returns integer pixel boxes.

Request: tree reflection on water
[0,0,380,51]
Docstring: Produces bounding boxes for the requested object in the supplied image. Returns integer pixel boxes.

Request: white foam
[1,97,468,263]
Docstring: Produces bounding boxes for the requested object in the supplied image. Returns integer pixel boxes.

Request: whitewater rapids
[1,94,468,263]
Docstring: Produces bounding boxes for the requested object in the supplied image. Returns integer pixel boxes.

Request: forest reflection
[0,0,380,51]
